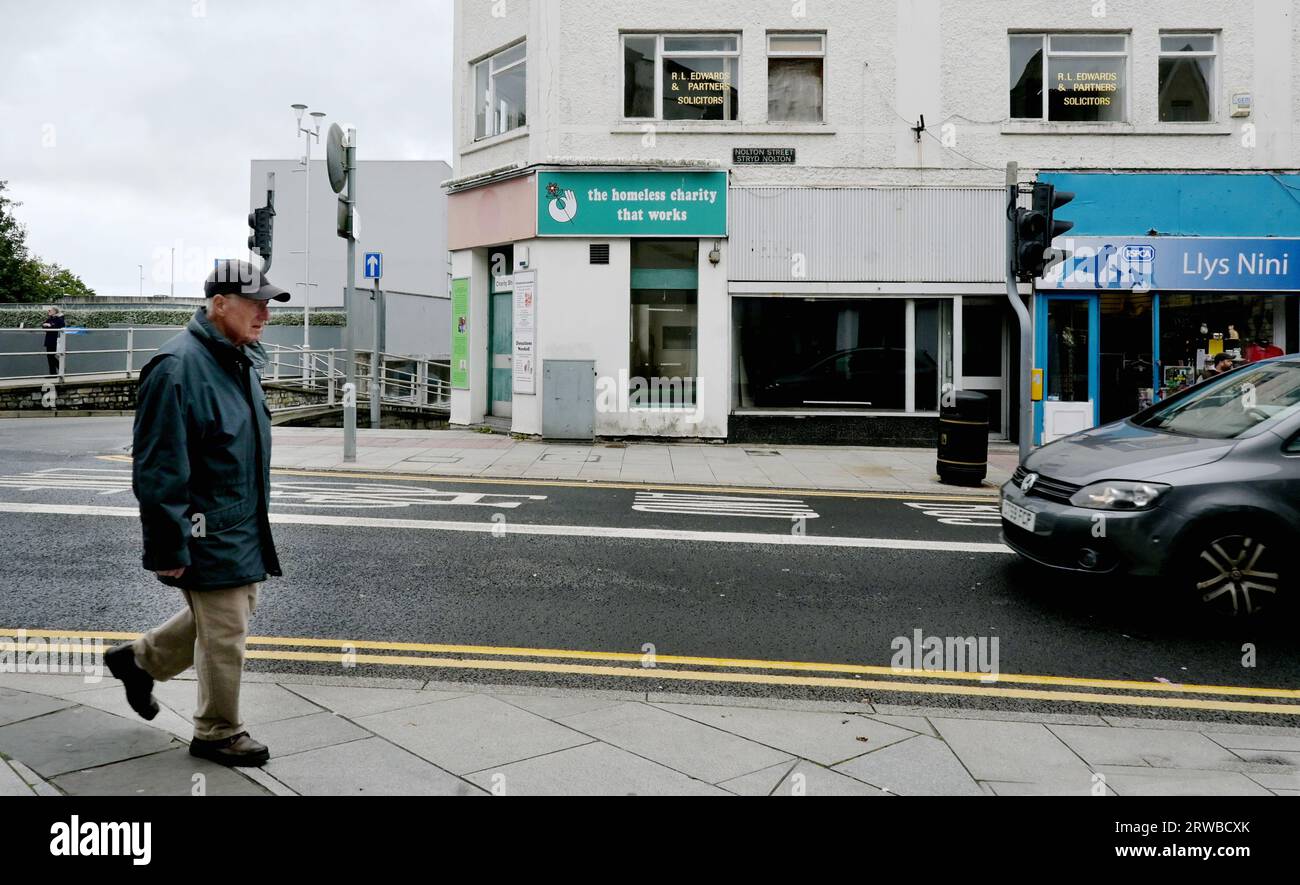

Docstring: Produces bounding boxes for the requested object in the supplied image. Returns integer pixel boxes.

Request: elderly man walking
[105,260,290,767]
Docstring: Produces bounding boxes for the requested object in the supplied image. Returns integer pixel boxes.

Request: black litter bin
[937,391,989,487]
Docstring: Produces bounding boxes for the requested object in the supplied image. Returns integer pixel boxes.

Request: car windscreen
[1137,361,1300,439]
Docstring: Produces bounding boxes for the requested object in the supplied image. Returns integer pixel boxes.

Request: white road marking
[633,491,819,520]
[270,481,547,510]
[904,502,1003,528]
[0,470,548,510]
[0,502,1011,554]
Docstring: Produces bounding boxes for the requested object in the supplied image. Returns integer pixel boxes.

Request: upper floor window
[768,33,825,122]
[1010,33,1128,123]
[1159,33,1217,122]
[623,34,740,121]
[474,42,526,140]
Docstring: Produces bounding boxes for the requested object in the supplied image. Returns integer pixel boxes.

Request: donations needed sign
[536,170,727,237]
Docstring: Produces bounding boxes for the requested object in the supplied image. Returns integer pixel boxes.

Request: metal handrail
[1,327,450,411]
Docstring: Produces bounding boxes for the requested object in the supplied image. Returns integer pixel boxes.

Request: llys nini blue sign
[1044,237,1300,292]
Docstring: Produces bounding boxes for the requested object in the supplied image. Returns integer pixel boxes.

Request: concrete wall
[250,160,451,311]
[349,291,452,361]
[0,326,344,381]
[455,0,1299,187]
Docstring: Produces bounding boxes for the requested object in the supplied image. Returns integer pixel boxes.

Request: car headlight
[1069,481,1170,511]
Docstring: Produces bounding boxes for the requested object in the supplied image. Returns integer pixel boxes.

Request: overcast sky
[0,0,453,297]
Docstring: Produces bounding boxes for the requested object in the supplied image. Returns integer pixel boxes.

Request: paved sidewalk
[270,428,1017,496]
[3,670,1297,797]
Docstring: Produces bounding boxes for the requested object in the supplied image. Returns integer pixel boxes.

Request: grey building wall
[249,159,451,313]
[349,290,451,361]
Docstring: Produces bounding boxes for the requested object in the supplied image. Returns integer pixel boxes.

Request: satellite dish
[326,123,348,194]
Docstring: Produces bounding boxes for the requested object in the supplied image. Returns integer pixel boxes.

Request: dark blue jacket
[132,309,282,591]
[42,314,65,349]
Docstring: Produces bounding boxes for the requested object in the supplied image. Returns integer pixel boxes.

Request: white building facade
[448,0,1300,444]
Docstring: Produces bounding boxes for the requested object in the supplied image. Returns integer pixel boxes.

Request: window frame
[766,31,827,123]
[1158,30,1219,124]
[621,32,743,122]
[1009,32,1131,124]
[473,40,528,141]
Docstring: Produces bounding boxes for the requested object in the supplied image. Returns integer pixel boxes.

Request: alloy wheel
[1194,534,1281,617]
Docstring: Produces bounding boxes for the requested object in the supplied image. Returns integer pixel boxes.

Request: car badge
[1021,473,1039,494]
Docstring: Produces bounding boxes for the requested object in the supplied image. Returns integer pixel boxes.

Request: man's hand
[155,568,186,579]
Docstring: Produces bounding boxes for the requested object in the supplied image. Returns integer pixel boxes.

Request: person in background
[41,307,65,375]
[1246,338,1284,363]
[1201,354,1236,382]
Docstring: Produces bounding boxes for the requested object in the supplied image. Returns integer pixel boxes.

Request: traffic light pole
[1006,161,1033,465]
[343,128,358,463]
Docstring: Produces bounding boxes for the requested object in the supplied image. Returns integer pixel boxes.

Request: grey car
[1001,356,1300,617]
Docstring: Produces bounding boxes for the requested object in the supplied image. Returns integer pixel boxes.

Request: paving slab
[986,780,1111,796]
[57,683,193,739]
[1048,724,1243,769]
[1245,770,1300,791]
[557,702,791,784]
[465,740,727,796]
[867,714,940,738]
[51,747,270,796]
[1205,732,1300,753]
[245,712,371,758]
[265,738,483,796]
[833,735,984,796]
[151,680,326,727]
[1095,765,1273,797]
[653,702,913,766]
[0,706,178,778]
[493,693,627,721]
[931,718,1093,789]
[357,694,591,775]
[722,760,887,797]
[1226,749,1300,767]
[0,760,33,796]
[0,687,75,726]
[281,683,464,719]
[0,672,105,695]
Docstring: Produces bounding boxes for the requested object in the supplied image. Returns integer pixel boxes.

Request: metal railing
[262,343,452,411]
[0,327,450,411]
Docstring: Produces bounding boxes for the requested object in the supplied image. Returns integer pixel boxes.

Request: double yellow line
[14,628,1300,717]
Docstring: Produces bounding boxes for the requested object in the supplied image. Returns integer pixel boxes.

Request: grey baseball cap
[204,260,291,302]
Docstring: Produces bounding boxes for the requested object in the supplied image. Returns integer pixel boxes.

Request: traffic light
[248,196,275,270]
[1015,183,1075,281]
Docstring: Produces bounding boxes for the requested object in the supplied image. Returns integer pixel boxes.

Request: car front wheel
[1189,530,1286,617]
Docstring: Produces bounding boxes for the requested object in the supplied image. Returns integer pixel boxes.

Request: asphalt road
[3,418,1298,724]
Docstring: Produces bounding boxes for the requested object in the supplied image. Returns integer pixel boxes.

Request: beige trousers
[132,583,259,742]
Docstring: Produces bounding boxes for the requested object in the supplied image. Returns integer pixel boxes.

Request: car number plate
[1002,498,1037,532]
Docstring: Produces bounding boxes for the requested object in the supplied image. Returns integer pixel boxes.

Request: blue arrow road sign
[364,252,383,280]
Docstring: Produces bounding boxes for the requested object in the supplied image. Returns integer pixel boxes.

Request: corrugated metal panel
[728,187,1007,284]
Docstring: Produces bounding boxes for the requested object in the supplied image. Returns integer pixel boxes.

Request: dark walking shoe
[189,733,270,768]
[103,643,159,721]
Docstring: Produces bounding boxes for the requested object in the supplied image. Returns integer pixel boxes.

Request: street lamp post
[138,264,143,298]
[292,104,326,350]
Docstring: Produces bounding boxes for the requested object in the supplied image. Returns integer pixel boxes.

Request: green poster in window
[537,170,728,237]
[451,277,470,390]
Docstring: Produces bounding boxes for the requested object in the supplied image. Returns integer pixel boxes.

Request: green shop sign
[536,170,727,237]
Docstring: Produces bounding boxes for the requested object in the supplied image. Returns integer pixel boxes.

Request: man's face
[210,294,270,347]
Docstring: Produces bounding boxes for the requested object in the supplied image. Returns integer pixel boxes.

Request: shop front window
[631,240,698,407]
[1158,294,1288,397]
[733,298,950,412]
